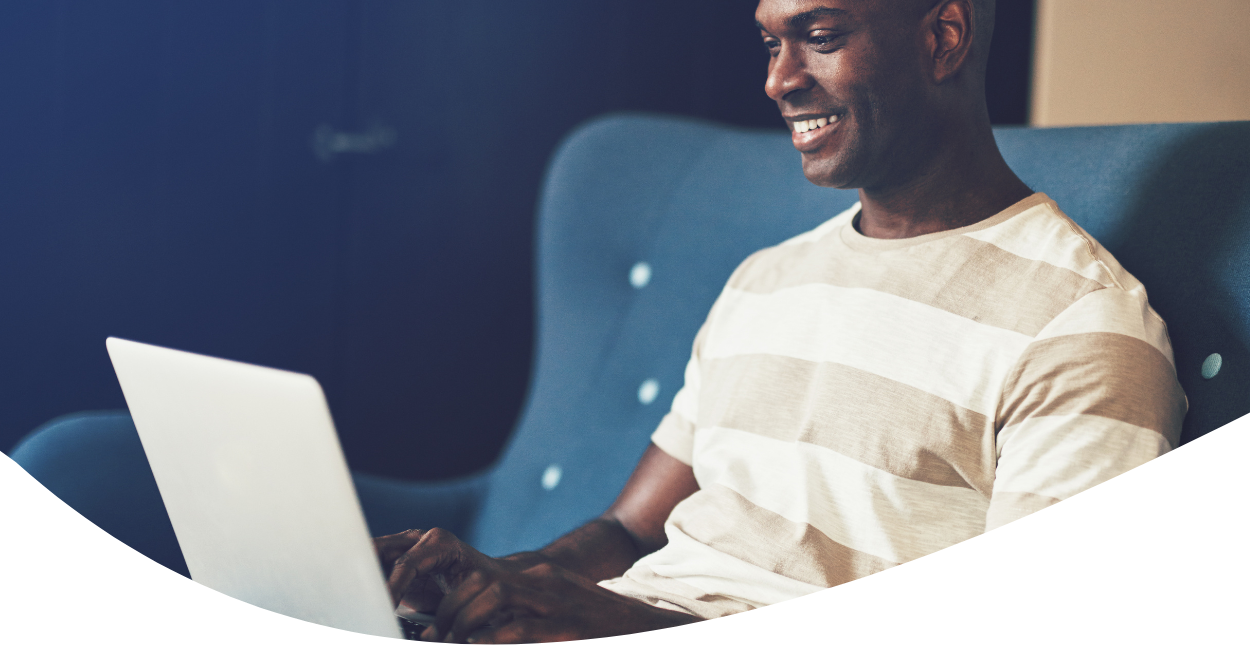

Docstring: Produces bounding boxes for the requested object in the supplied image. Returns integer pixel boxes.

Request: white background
[3,414,1247,650]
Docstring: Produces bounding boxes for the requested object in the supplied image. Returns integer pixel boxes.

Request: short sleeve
[649,251,766,467]
[988,287,1187,530]
[650,322,709,467]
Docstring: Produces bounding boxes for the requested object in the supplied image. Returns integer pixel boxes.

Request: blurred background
[1,0,1243,482]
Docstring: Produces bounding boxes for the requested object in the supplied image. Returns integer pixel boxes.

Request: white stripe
[651,415,695,467]
[964,202,1115,286]
[994,414,1170,501]
[691,427,989,564]
[1033,288,1175,362]
[703,285,1032,415]
[622,526,827,609]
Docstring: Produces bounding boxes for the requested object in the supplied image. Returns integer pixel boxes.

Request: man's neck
[854,120,1034,240]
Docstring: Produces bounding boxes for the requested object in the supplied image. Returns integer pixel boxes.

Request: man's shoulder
[974,195,1174,361]
[969,194,1140,295]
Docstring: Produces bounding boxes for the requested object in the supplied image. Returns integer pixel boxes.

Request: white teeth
[795,115,841,134]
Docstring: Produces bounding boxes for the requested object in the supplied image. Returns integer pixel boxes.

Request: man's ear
[926,0,975,84]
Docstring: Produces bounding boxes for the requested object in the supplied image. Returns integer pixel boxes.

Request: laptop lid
[106,337,402,639]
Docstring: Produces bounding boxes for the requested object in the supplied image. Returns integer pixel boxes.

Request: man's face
[756,0,933,190]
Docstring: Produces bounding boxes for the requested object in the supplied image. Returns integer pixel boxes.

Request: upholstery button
[541,464,562,491]
[1202,353,1223,380]
[629,262,652,289]
[638,378,660,405]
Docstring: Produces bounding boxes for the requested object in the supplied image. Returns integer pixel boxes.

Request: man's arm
[989,288,1186,530]
[373,443,701,642]
[505,443,700,580]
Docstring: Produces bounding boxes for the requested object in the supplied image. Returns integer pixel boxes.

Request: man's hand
[373,527,535,614]
[374,525,700,643]
[422,561,700,644]
[373,446,701,642]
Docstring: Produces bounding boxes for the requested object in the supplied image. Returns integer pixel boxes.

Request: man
[374,0,1187,643]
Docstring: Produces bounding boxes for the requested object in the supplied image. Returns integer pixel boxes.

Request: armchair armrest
[11,410,494,575]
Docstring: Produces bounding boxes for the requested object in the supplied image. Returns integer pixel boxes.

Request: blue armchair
[10,114,1250,576]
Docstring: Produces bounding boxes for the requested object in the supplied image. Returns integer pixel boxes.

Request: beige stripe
[998,332,1186,441]
[729,228,1104,338]
[675,484,899,587]
[985,491,1062,531]
[692,427,990,563]
[1034,287,1175,362]
[963,201,1118,287]
[697,354,995,495]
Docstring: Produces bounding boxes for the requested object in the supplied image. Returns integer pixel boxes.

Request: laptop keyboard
[398,617,427,641]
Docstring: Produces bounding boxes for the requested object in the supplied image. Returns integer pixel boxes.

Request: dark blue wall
[0,1,1033,481]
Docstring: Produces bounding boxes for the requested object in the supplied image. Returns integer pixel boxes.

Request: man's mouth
[791,114,841,134]
[787,113,843,152]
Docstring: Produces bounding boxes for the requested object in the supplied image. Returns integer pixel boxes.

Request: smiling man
[375,0,1186,643]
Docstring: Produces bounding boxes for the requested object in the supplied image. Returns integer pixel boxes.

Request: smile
[792,114,840,133]
[788,113,843,152]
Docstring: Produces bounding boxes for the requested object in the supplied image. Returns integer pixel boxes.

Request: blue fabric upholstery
[11,114,1250,570]
[9,412,189,576]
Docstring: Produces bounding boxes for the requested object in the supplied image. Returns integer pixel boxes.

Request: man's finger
[387,544,443,607]
[422,569,489,641]
[448,577,567,643]
[397,586,443,617]
[372,529,424,565]
[385,528,463,607]
[446,579,524,643]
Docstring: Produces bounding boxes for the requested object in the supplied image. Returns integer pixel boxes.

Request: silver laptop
[107,336,428,638]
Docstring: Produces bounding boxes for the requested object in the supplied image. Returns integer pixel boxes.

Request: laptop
[106,337,433,639]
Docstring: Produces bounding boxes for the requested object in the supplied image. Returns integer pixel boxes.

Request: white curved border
[4,414,1248,649]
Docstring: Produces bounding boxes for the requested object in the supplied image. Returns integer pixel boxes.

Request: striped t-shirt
[599,193,1187,619]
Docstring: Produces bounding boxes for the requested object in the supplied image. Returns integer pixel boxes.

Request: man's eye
[763,39,780,55]
[809,32,842,48]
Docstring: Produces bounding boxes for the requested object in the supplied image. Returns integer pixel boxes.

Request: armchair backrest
[468,114,1250,555]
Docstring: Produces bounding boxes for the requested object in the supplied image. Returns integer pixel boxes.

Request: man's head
[755,0,996,191]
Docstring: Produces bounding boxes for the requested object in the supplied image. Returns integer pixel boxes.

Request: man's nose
[764,44,813,102]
